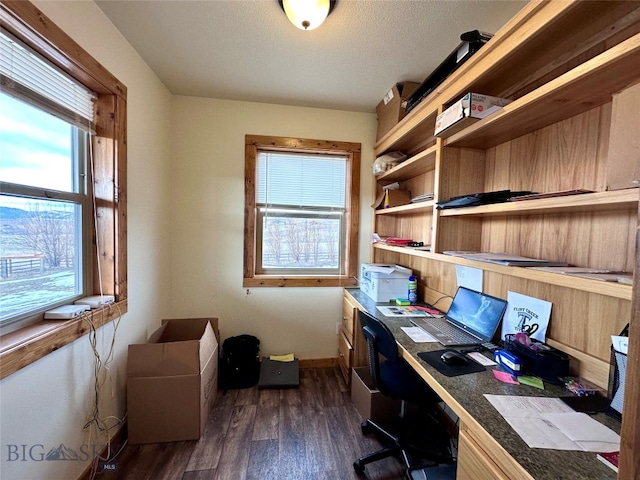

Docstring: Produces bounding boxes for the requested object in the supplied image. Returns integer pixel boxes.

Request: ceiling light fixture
[279,0,337,31]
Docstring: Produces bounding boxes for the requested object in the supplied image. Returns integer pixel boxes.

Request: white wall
[169,97,376,358]
[0,2,173,479]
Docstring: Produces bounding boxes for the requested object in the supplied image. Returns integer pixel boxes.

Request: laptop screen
[446,287,508,341]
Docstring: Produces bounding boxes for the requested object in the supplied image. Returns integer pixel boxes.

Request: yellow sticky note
[269,353,294,362]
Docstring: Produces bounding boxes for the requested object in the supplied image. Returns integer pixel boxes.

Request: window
[0,1,127,378]
[0,30,93,328]
[244,135,360,287]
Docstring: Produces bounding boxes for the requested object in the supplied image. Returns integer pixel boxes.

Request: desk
[345,288,619,480]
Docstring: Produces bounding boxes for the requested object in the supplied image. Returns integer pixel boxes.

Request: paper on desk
[468,351,496,366]
[377,306,440,317]
[483,395,574,450]
[539,412,620,452]
[401,326,438,343]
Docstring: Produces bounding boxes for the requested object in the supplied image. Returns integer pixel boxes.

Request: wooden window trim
[244,135,360,288]
[0,1,127,380]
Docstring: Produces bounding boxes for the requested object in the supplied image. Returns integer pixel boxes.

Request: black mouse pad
[418,349,486,377]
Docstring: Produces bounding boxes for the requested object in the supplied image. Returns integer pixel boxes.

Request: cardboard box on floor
[127,318,219,445]
[351,366,401,424]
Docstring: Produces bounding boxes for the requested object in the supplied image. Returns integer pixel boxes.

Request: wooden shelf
[372,1,558,156]
[443,32,640,149]
[374,109,438,158]
[369,4,640,474]
[375,201,434,215]
[373,2,640,156]
[438,189,639,217]
[373,244,632,300]
[376,145,437,183]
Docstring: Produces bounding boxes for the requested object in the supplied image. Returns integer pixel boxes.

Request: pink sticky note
[492,369,520,384]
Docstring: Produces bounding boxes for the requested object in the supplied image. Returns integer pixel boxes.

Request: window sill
[0,299,128,380]
[243,277,358,288]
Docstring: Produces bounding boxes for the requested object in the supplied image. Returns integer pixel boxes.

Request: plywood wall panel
[480,210,636,271]
[484,105,611,194]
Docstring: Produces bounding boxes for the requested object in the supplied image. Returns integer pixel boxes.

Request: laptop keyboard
[427,317,478,343]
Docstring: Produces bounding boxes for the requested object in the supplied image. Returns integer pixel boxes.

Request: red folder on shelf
[384,237,413,246]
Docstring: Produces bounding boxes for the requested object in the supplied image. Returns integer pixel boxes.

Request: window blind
[257,152,346,208]
[0,29,96,132]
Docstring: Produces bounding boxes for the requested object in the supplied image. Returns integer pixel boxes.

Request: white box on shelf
[434,92,512,137]
[360,264,412,302]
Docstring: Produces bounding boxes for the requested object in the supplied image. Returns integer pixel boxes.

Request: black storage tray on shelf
[503,334,569,384]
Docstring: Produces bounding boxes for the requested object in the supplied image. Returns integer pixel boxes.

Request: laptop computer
[410,287,508,346]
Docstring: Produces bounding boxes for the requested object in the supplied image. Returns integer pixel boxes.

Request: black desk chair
[353,310,453,478]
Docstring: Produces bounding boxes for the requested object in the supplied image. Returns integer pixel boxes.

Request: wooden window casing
[244,135,360,288]
[0,1,128,379]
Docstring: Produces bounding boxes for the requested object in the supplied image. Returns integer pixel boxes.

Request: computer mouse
[440,350,468,366]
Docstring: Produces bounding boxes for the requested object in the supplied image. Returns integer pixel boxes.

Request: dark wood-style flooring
[101,367,405,480]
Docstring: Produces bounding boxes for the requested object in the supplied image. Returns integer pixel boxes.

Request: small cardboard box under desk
[127,318,219,444]
[351,367,401,424]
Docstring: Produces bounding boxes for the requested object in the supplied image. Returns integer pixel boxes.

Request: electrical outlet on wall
[336,322,341,335]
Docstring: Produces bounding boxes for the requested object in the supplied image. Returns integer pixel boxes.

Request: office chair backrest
[359,310,400,360]
[359,310,400,396]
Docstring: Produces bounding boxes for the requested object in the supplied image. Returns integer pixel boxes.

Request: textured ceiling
[96,0,526,113]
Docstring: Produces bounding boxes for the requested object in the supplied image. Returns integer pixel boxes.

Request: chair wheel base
[360,420,373,435]
[353,460,365,475]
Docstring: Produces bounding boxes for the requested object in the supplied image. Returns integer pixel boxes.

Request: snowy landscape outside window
[0,29,93,330]
[256,152,346,275]
[244,135,360,288]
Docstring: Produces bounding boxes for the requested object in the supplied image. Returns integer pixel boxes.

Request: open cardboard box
[376,81,420,141]
[351,366,401,424]
[127,318,219,444]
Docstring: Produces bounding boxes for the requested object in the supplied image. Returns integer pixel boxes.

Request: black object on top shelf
[406,30,493,113]
[437,190,536,209]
